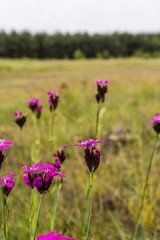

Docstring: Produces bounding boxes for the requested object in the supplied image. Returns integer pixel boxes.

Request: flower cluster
[149,113,160,134]
[22,163,65,194]
[14,111,27,129]
[53,145,68,165]
[74,139,104,172]
[26,98,42,119]
[47,89,60,112]
[95,80,109,103]
[1,173,17,197]
[0,139,12,169]
[37,231,78,240]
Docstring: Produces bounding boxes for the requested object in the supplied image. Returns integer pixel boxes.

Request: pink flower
[95,80,109,86]
[95,79,109,103]
[0,139,12,151]
[149,113,160,134]
[22,163,65,194]
[53,160,61,171]
[1,173,17,197]
[47,89,60,111]
[14,111,27,129]
[53,145,68,164]
[74,139,104,172]
[26,98,41,113]
[74,139,104,148]
[37,231,78,240]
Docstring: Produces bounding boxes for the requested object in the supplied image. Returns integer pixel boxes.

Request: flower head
[149,113,160,134]
[47,89,60,112]
[36,106,43,119]
[22,163,65,194]
[74,139,104,172]
[26,98,42,119]
[0,139,12,151]
[1,173,17,197]
[53,160,61,171]
[0,139,12,169]
[95,80,109,103]
[37,231,78,240]
[52,145,68,164]
[26,98,40,111]
[14,111,27,129]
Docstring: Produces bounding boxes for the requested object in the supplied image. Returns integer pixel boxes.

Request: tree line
[0,31,160,59]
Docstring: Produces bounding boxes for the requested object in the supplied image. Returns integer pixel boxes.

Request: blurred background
[0,0,160,59]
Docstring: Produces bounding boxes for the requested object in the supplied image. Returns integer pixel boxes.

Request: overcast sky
[0,0,159,34]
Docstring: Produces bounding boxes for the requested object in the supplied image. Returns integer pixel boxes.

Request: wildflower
[47,89,60,111]
[0,140,12,169]
[53,160,61,171]
[52,145,68,164]
[74,139,104,172]
[22,163,65,194]
[26,98,40,112]
[14,111,27,129]
[95,80,109,103]
[36,106,43,119]
[1,173,17,197]
[149,113,160,134]
[37,231,78,240]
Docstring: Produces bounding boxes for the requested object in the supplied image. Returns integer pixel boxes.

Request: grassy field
[0,58,160,240]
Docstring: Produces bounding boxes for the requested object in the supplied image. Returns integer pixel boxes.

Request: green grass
[0,58,160,239]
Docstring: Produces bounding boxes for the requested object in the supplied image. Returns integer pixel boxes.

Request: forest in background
[1,31,160,59]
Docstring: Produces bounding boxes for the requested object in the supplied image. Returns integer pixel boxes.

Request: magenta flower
[149,113,160,134]
[26,98,40,111]
[74,139,104,172]
[37,231,78,240]
[53,160,61,171]
[0,140,12,169]
[95,79,109,103]
[0,139,12,151]
[14,111,27,129]
[47,89,60,111]
[36,106,43,119]
[22,163,65,194]
[1,173,17,197]
[53,145,68,164]
[26,98,42,119]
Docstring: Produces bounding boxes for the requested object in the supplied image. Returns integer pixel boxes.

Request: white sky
[0,0,159,34]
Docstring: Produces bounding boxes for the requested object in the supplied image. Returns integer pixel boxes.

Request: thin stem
[29,190,33,240]
[51,181,62,231]
[31,114,37,164]
[95,104,101,140]
[85,170,94,240]
[0,180,7,240]
[35,119,40,162]
[20,129,24,164]
[49,111,54,160]
[130,134,159,240]
[79,175,91,240]
[32,194,43,240]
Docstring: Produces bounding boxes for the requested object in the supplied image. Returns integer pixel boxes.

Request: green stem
[29,190,33,240]
[20,129,24,164]
[32,194,43,240]
[49,111,54,159]
[0,180,7,240]
[85,170,94,240]
[51,182,62,231]
[95,104,101,140]
[31,114,37,164]
[130,134,159,240]
[79,175,91,240]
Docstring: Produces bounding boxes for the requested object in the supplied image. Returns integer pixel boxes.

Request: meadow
[0,58,160,240]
